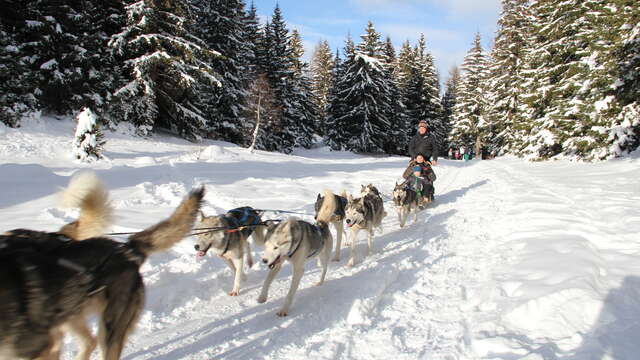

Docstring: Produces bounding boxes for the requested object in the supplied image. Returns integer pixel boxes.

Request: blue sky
[252,0,502,81]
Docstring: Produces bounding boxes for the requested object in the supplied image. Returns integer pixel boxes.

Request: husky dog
[258,190,336,317]
[344,189,386,266]
[360,183,381,197]
[0,174,204,360]
[195,207,266,296]
[392,181,419,228]
[314,191,348,261]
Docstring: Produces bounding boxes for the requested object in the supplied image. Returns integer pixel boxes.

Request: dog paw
[257,296,267,303]
[229,290,239,296]
[276,310,288,317]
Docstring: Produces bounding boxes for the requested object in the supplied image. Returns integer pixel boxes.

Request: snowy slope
[1,118,639,360]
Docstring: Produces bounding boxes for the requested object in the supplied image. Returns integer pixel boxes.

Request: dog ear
[198,210,205,221]
[317,193,321,200]
[348,194,353,202]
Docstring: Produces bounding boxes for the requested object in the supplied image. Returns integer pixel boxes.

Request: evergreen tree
[450,33,490,154]
[287,28,317,148]
[310,40,334,135]
[325,38,355,150]
[382,35,409,154]
[0,0,38,126]
[442,66,461,148]
[416,34,445,149]
[485,0,530,155]
[73,107,105,162]
[334,21,392,153]
[518,0,638,159]
[192,0,250,143]
[109,0,220,139]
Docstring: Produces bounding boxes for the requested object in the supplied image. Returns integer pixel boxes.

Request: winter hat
[412,166,422,172]
[418,120,428,128]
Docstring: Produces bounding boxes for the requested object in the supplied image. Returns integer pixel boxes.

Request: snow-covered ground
[1,118,639,360]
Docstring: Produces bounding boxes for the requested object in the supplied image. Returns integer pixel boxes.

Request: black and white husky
[314,190,348,261]
[0,173,204,360]
[392,181,419,228]
[344,187,386,266]
[195,207,266,296]
[258,190,336,317]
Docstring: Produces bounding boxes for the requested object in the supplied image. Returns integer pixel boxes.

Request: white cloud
[349,0,501,18]
[377,23,464,43]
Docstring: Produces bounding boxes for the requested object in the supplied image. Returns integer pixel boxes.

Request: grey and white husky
[0,173,204,360]
[195,207,266,296]
[258,190,336,317]
[344,187,386,266]
[392,181,419,228]
[314,190,348,261]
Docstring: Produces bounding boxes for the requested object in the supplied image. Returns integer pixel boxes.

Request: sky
[252,0,502,82]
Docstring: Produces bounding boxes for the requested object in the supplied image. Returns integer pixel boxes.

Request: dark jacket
[408,132,439,161]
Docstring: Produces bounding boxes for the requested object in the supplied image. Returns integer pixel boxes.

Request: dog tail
[128,187,205,259]
[316,189,336,225]
[58,171,113,240]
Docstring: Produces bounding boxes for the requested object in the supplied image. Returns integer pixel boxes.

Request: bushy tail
[58,171,113,240]
[128,187,205,259]
[316,189,336,225]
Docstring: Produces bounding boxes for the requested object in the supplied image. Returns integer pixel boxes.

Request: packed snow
[0,118,639,360]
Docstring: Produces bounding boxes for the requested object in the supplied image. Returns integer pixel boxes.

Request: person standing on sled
[405,120,438,200]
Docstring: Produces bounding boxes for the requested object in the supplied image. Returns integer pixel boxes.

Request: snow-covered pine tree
[287,29,318,148]
[310,40,334,135]
[485,0,530,156]
[109,0,220,140]
[0,0,38,127]
[333,21,392,153]
[192,0,249,144]
[416,34,445,151]
[518,0,638,160]
[450,33,490,155]
[382,35,409,154]
[73,107,105,162]
[325,44,353,151]
[442,66,461,150]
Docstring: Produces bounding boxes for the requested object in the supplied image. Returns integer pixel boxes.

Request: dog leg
[222,256,236,274]
[366,227,374,257]
[245,240,253,269]
[348,229,357,267]
[230,257,243,296]
[332,221,343,261]
[277,260,305,317]
[99,281,144,360]
[257,263,282,304]
[64,316,97,360]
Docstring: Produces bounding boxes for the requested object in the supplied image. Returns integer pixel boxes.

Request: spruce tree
[109,0,220,139]
[0,0,38,126]
[416,34,445,150]
[192,0,250,144]
[325,38,355,150]
[334,21,392,153]
[310,40,334,135]
[450,33,490,154]
[73,107,105,162]
[442,66,461,149]
[485,0,530,155]
[382,35,409,154]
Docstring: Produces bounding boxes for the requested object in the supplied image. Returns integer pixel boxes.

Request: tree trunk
[248,93,261,153]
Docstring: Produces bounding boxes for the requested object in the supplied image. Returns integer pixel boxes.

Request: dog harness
[219,207,261,256]
[287,223,325,259]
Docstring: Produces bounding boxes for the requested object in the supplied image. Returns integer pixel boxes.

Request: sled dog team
[0,172,433,360]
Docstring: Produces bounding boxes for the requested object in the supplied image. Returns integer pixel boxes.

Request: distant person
[448,148,453,159]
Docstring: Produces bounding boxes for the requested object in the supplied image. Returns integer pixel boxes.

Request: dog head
[392,182,407,206]
[261,220,292,269]
[360,184,380,197]
[194,212,228,257]
[345,195,365,228]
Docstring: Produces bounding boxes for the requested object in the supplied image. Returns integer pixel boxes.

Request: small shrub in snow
[73,107,105,162]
